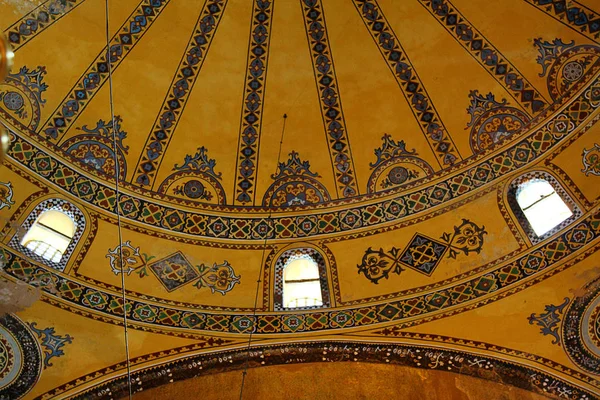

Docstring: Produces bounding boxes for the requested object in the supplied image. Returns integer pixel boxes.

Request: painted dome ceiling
[1,0,600,398]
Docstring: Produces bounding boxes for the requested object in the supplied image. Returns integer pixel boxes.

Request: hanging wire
[104,0,133,398]
[239,114,287,400]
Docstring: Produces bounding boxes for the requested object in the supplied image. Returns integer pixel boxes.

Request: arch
[465,91,530,154]
[9,198,86,272]
[534,38,600,101]
[61,341,596,400]
[263,177,331,207]
[515,179,572,236]
[274,247,330,311]
[507,171,580,244]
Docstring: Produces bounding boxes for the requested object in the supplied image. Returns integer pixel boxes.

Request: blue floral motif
[29,322,73,368]
[528,297,570,345]
[534,38,575,77]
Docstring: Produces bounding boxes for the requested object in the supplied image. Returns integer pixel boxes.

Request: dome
[0,0,599,398]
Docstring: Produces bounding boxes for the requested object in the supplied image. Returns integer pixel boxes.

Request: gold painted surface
[329,190,522,303]
[151,0,254,196]
[0,0,598,398]
[399,254,600,371]
[449,0,597,99]
[15,301,201,399]
[552,122,600,204]
[130,362,551,400]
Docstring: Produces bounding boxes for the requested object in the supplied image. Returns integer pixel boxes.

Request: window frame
[274,247,330,311]
[9,199,86,272]
[507,171,581,244]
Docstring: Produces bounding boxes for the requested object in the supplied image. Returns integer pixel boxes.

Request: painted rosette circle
[387,166,409,185]
[0,314,42,399]
[563,281,600,375]
[562,61,584,82]
[2,91,24,111]
[183,180,205,199]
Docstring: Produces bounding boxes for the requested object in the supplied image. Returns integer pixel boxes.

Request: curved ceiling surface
[0,0,600,399]
[2,0,590,211]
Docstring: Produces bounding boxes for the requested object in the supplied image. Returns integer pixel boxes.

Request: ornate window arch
[507,171,581,244]
[9,198,86,271]
[274,247,330,311]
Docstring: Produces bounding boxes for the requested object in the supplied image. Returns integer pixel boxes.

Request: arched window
[516,179,572,236]
[282,257,323,308]
[507,172,581,244]
[274,247,330,311]
[20,210,75,263]
[9,199,86,271]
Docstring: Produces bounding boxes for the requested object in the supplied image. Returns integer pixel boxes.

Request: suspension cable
[239,114,287,400]
[104,1,133,398]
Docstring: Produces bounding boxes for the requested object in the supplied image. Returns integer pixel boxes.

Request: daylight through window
[282,256,323,308]
[516,179,572,236]
[20,210,76,263]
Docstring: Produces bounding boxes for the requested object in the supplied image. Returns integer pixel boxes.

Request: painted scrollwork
[194,261,241,295]
[527,297,569,345]
[62,116,129,179]
[582,144,600,176]
[0,181,14,210]
[466,91,530,153]
[367,134,434,193]
[106,241,151,276]
[0,66,47,130]
[534,38,600,101]
[29,322,73,368]
[107,243,240,295]
[440,219,488,259]
[358,219,487,283]
[157,147,226,204]
[357,247,403,284]
[263,151,330,207]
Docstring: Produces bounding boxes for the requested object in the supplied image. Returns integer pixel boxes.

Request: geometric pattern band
[233,0,274,204]
[4,0,87,52]
[39,0,172,141]
[60,341,596,400]
[419,0,548,114]
[3,206,600,334]
[133,0,228,188]
[354,0,461,166]
[7,68,599,241]
[301,0,360,198]
[524,0,600,42]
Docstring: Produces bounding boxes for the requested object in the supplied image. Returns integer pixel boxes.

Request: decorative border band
[61,340,598,400]
[5,75,600,242]
[1,205,599,335]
